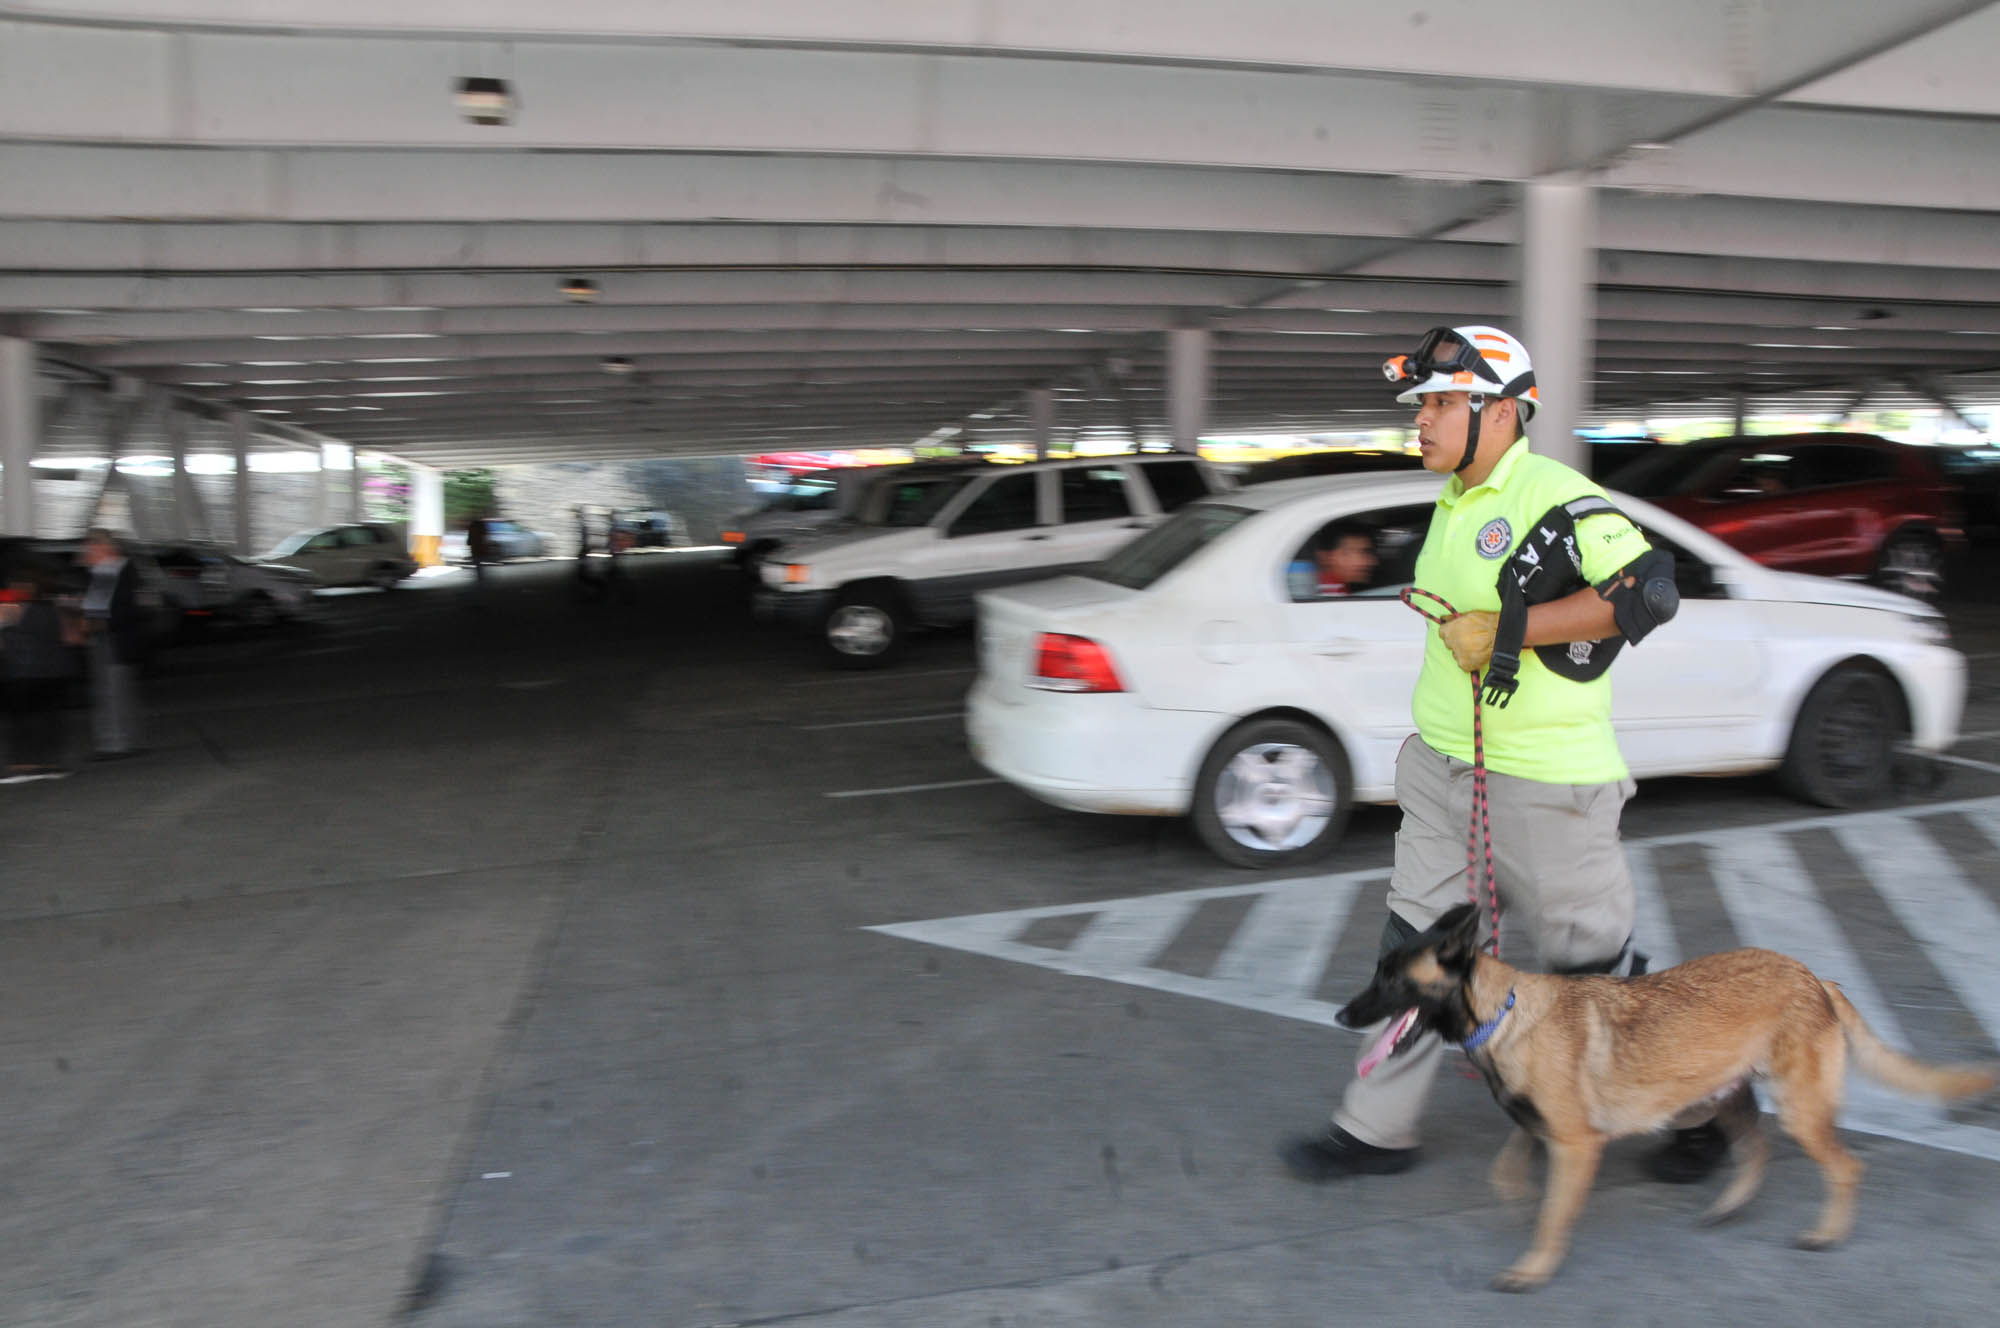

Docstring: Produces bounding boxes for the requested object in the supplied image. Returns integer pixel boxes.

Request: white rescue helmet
[1382,324,1540,423]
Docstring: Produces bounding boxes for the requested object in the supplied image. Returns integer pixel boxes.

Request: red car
[1604,432,1962,601]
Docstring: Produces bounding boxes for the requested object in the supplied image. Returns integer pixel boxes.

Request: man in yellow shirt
[1282,326,1722,1184]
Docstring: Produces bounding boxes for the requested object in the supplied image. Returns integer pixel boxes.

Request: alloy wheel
[1213,741,1338,852]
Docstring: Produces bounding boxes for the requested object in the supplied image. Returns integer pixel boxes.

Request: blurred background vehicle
[441,518,549,564]
[1605,432,1962,601]
[968,473,1963,869]
[721,462,980,574]
[153,544,320,632]
[757,453,1230,668]
[617,510,687,548]
[264,523,418,588]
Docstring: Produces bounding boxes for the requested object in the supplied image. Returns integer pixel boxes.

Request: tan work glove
[1439,610,1499,675]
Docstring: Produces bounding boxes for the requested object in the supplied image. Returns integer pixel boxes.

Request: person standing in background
[80,528,145,761]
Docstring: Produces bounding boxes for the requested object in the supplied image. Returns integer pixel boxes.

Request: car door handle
[1312,639,1361,658]
[1022,532,1050,541]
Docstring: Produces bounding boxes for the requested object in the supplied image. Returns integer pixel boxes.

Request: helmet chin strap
[1455,394,1486,473]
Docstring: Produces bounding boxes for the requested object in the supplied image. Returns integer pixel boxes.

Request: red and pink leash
[1400,587,1501,958]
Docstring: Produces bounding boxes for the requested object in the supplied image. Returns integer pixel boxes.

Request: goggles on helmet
[1380,326,1502,390]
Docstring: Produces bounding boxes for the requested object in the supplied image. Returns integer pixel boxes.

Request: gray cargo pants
[1334,736,1637,1151]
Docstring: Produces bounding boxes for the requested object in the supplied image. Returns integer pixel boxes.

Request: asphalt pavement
[4,549,1999,1328]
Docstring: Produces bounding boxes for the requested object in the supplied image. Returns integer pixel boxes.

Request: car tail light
[1031,633,1125,693]
[722,530,745,544]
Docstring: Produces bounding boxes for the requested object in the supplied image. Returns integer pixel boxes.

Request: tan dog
[1337,902,1998,1292]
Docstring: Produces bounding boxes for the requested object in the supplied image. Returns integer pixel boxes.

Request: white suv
[755,453,1230,667]
[722,461,982,574]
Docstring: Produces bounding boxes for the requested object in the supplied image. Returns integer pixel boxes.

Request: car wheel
[820,586,908,669]
[367,563,404,590]
[1873,528,1944,602]
[1191,716,1352,869]
[1779,664,1900,808]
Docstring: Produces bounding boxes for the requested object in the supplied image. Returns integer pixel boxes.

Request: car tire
[819,585,908,669]
[367,563,404,590]
[1779,664,1900,808]
[1191,716,1352,869]
[1873,527,1944,602]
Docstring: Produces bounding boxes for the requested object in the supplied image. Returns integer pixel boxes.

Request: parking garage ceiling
[2,1,1998,466]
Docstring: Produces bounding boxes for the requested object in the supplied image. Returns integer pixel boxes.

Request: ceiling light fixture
[601,356,635,375]
[561,278,600,304]
[455,76,513,126]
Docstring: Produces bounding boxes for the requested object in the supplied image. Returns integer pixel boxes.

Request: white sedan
[966,472,1964,869]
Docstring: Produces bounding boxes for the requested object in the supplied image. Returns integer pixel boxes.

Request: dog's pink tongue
[1357,1008,1418,1079]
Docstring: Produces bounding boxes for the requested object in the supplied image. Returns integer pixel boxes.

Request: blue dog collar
[1461,988,1515,1054]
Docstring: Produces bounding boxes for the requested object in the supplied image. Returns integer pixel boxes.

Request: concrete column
[167,407,198,541]
[1166,328,1211,456]
[1518,176,1594,472]
[410,463,444,566]
[313,443,331,525]
[0,338,37,537]
[347,445,365,523]
[1027,387,1055,462]
[1732,391,1748,436]
[230,409,255,553]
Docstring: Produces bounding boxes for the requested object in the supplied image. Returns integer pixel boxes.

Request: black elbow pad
[1596,549,1679,644]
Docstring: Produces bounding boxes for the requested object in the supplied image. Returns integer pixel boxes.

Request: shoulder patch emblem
[1475,517,1512,560]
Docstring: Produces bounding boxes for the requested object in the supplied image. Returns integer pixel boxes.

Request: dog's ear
[1433,903,1482,970]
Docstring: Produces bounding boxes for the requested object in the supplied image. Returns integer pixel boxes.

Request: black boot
[1280,1126,1418,1182]
[1643,1121,1730,1183]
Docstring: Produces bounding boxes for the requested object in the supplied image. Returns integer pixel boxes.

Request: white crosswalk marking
[1068,896,1202,968]
[869,870,1388,1028]
[1697,827,1947,1142]
[869,795,2000,1163]
[1207,876,1365,998]
[1833,817,2000,1048]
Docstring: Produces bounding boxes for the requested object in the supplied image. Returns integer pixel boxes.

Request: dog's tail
[1822,980,1999,1100]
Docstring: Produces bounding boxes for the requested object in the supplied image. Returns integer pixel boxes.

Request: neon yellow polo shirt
[1410,439,1649,785]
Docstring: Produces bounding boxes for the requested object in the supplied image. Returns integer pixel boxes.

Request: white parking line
[798,711,963,731]
[825,777,1003,799]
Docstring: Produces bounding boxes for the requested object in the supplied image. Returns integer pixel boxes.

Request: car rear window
[1087,502,1254,590]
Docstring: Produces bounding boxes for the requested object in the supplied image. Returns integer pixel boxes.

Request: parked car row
[729,431,1970,872]
[0,534,321,655]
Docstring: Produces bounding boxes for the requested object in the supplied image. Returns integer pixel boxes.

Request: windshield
[1087,502,1255,590]
[873,474,976,527]
[268,531,312,556]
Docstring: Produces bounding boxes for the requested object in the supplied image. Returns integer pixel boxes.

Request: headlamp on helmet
[1381,324,1539,423]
